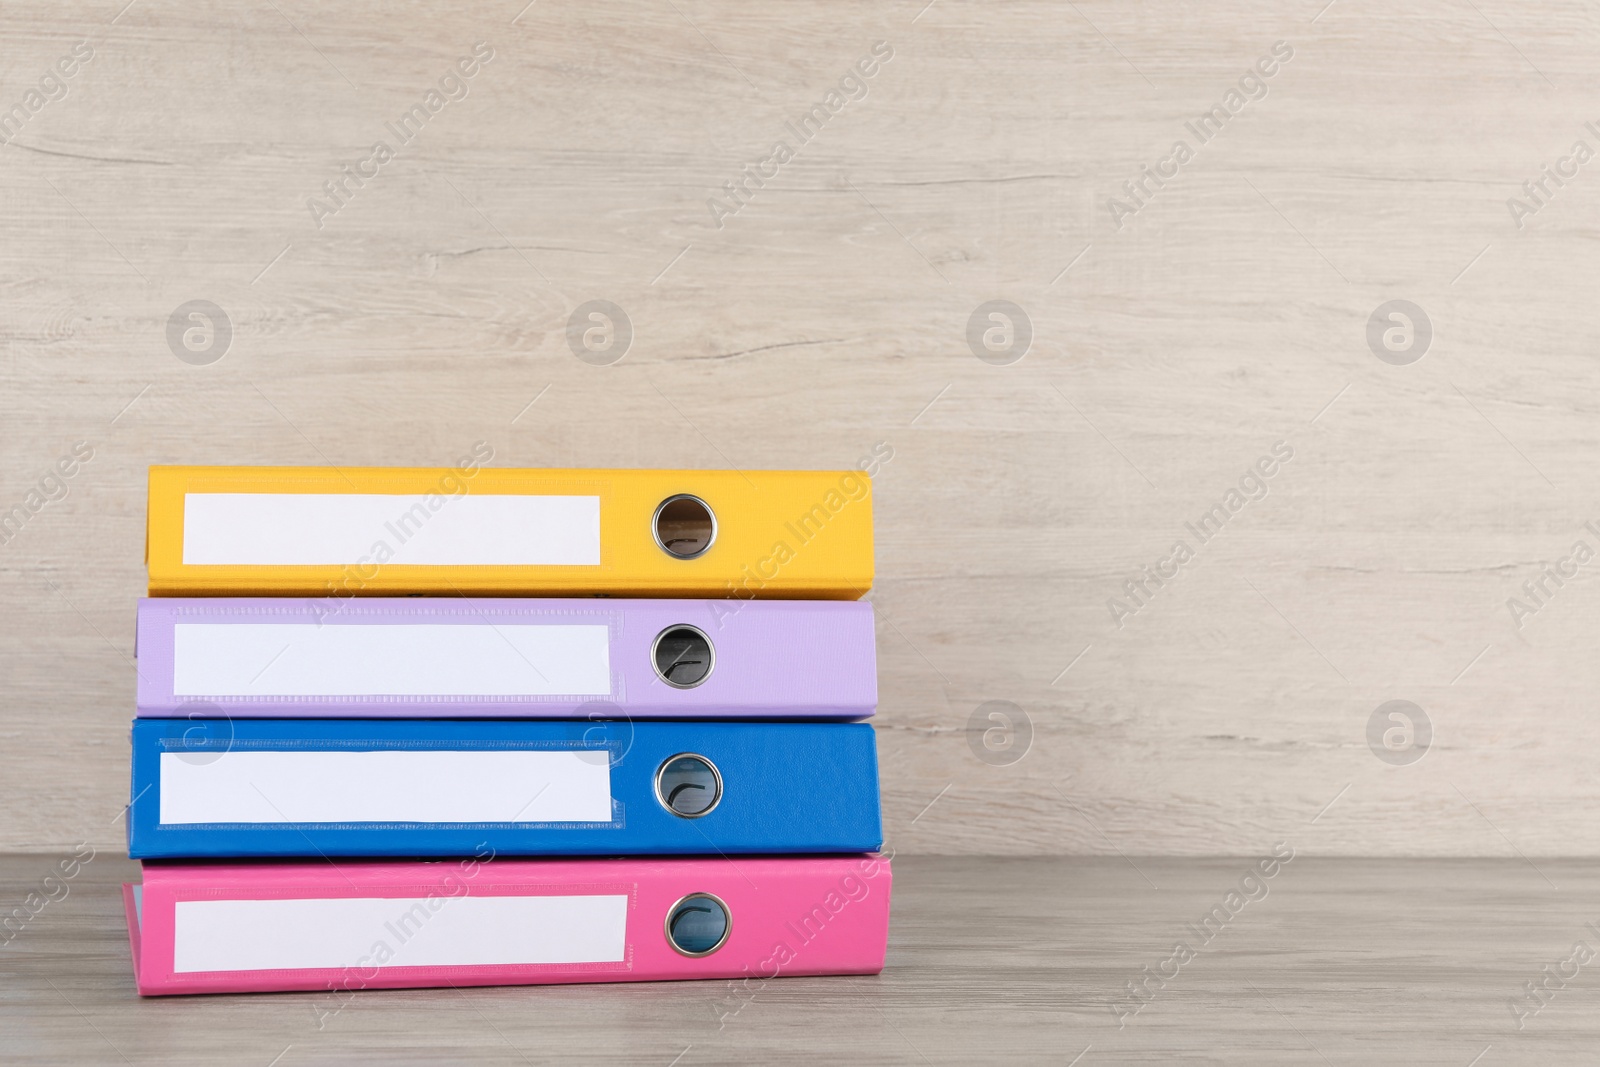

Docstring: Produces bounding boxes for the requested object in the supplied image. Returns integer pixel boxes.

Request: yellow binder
[146,464,873,598]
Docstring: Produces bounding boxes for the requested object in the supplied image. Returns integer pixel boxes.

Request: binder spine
[134,597,877,720]
[145,466,874,598]
[128,719,884,858]
[126,856,892,995]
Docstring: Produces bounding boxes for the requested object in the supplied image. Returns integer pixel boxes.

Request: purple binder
[135,598,876,720]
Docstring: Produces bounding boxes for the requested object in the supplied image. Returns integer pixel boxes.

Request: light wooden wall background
[2,0,1595,856]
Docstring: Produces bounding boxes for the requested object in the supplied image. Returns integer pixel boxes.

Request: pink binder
[124,855,891,995]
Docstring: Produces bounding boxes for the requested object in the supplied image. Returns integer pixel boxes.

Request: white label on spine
[158,750,613,825]
[173,894,629,972]
[171,623,612,698]
[181,493,601,566]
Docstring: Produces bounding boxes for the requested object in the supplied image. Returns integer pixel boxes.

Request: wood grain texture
[1,1,1598,854]
[6,854,1599,1064]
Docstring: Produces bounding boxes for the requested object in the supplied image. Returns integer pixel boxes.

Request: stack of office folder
[123,465,889,995]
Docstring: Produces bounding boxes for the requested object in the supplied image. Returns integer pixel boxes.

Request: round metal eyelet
[652,494,716,559]
[664,892,731,957]
[651,624,715,689]
[654,753,723,818]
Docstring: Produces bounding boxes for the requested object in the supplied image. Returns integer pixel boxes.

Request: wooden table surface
[4,854,1594,1065]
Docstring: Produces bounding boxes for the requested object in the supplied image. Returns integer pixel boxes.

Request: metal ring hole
[652,625,714,688]
[654,753,723,818]
[664,892,730,957]
[653,495,716,559]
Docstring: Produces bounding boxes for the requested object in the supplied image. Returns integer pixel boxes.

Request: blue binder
[127,719,882,859]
